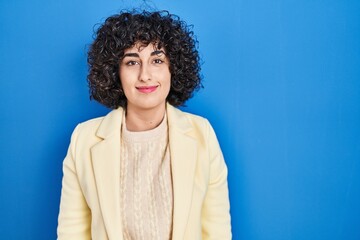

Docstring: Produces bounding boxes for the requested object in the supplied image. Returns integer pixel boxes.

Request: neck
[125,103,166,132]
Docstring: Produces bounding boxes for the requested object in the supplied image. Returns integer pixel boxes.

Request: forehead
[123,42,166,54]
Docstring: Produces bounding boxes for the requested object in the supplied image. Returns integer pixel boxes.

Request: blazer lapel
[167,104,198,240]
[91,108,124,240]
[89,104,197,239]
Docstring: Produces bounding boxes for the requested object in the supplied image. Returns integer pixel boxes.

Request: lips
[136,85,158,93]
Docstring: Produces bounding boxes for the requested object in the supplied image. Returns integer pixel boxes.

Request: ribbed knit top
[120,113,173,240]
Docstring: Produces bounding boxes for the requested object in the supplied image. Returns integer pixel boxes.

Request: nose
[139,62,151,82]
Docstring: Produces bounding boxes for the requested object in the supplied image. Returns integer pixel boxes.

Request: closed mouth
[136,85,158,93]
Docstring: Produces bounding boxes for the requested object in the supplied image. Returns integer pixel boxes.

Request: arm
[201,120,232,239]
[57,125,91,240]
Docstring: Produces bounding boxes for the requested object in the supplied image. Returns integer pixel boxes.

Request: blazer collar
[96,107,124,139]
[91,107,124,239]
[91,103,198,240]
[95,103,192,138]
[166,103,193,133]
[167,104,198,240]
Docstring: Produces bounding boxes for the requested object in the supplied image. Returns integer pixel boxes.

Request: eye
[125,60,139,66]
[153,59,164,64]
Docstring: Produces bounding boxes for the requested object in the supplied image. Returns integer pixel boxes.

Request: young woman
[57,10,231,240]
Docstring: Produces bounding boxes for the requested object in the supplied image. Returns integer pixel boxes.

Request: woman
[57,10,231,240]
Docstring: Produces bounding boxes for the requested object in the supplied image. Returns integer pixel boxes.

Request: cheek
[163,74,171,93]
[119,79,132,100]
[119,68,136,87]
[161,69,172,86]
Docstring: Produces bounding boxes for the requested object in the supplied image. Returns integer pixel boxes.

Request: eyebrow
[122,53,139,58]
[122,50,166,59]
[151,50,166,56]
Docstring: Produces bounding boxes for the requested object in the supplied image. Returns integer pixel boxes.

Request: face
[119,42,171,112]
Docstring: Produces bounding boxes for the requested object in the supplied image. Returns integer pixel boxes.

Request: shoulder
[167,104,216,144]
[69,108,123,149]
[176,107,208,123]
[78,116,104,128]
[66,117,104,155]
[74,116,104,137]
[167,104,208,123]
[167,104,211,129]
[74,107,123,137]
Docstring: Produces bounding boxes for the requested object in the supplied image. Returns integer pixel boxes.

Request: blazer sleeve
[57,125,91,240]
[201,120,232,239]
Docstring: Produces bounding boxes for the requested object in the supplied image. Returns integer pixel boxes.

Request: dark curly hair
[87,10,202,109]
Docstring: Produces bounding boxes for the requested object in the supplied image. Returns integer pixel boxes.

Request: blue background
[1,0,359,239]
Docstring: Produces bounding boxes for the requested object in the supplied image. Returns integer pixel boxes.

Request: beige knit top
[120,113,173,240]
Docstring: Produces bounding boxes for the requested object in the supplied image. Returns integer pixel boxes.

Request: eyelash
[125,59,164,66]
[125,60,139,66]
[153,59,164,64]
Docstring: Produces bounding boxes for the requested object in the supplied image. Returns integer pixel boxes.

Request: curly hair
[87,10,202,109]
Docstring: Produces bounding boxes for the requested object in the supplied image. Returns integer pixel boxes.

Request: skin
[119,42,171,131]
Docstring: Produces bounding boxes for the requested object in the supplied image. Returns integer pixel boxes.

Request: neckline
[121,112,168,143]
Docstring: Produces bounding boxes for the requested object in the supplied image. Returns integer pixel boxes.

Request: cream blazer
[57,104,231,239]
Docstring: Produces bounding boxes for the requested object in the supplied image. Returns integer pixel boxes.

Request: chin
[130,101,166,111]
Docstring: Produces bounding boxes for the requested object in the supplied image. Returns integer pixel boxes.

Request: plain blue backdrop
[1,0,359,239]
